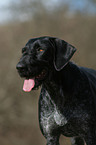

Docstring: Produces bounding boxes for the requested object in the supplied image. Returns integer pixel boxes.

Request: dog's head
[16,36,76,92]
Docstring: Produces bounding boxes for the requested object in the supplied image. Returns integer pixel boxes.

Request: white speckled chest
[39,103,67,135]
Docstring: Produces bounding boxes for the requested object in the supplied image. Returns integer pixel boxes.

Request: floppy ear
[50,38,76,71]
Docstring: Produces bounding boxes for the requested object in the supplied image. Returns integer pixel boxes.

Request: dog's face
[16,36,76,92]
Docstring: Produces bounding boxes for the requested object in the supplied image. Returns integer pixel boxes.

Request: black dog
[16,36,96,145]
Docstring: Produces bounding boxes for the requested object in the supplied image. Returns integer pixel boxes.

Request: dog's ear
[49,38,76,71]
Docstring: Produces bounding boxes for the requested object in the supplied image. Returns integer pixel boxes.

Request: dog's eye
[37,47,44,52]
[22,47,27,53]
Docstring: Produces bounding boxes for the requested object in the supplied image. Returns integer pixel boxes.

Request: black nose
[16,63,24,70]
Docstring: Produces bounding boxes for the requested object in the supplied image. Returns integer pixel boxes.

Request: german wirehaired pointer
[16,36,96,145]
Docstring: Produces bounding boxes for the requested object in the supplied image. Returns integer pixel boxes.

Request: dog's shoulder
[79,66,96,110]
[70,62,96,83]
[79,66,96,86]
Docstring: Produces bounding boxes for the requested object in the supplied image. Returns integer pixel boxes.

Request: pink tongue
[23,79,35,92]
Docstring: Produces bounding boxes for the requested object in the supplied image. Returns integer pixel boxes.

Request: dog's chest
[40,108,67,135]
[39,90,67,135]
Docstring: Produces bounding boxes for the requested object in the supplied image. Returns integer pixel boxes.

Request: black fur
[16,36,96,145]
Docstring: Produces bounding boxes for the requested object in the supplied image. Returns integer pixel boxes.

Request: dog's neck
[42,62,80,106]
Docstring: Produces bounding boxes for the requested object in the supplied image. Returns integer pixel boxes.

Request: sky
[0,0,12,23]
[0,0,96,24]
[0,0,10,6]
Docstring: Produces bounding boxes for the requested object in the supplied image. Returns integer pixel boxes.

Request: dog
[16,36,96,145]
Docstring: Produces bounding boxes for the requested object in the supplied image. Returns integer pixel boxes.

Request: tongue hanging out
[23,79,35,92]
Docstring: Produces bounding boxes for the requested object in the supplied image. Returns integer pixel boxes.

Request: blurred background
[0,0,96,145]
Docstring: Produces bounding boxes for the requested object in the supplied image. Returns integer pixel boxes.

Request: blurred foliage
[92,0,96,3]
[0,1,96,145]
[7,0,96,20]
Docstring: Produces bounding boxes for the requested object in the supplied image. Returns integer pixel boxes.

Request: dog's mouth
[23,69,47,92]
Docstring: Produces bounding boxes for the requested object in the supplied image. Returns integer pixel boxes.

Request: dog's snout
[16,63,25,70]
